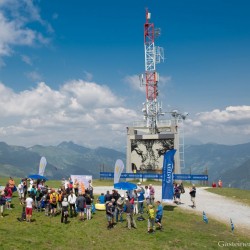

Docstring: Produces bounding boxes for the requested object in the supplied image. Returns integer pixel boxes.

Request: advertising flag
[38,156,47,176]
[114,159,124,184]
[203,211,208,224]
[162,149,176,202]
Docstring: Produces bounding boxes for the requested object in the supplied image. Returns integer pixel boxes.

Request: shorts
[50,203,57,209]
[6,198,12,203]
[155,215,162,223]
[26,207,33,215]
[18,193,24,199]
[106,215,112,222]
[78,208,85,213]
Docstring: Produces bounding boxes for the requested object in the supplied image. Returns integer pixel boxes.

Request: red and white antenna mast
[141,9,164,134]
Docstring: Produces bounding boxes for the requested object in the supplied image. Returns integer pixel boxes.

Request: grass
[206,187,250,207]
[0,177,250,249]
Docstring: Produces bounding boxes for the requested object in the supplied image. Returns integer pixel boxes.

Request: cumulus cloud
[0,0,51,59]
[184,106,250,145]
[124,74,145,93]
[0,80,138,149]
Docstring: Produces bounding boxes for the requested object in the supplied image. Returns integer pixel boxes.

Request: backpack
[52,194,57,203]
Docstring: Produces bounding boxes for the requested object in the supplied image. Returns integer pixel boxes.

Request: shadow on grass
[163,205,177,211]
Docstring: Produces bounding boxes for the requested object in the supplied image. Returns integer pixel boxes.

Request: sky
[0,0,250,151]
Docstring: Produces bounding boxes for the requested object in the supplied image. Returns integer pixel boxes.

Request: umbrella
[114,182,137,191]
[28,174,48,181]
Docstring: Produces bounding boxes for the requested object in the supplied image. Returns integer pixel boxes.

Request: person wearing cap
[116,194,125,222]
[61,197,69,223]
[123,198,137,229]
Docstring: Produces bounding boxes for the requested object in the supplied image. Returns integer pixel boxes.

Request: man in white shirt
[25,194,34,222]
[68,190,77,217]
[17,182,24,205]
[145,186,150,205]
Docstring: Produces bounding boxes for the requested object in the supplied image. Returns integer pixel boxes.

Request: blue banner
[100,172,208,181]
[162,149,176,202]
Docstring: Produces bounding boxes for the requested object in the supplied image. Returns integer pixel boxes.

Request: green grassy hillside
[0,178,250,249]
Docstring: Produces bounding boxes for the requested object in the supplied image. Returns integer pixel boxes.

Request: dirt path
[94,185,250,232]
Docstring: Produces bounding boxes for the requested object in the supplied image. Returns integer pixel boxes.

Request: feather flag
[38,156,47,176]
[203,211,208,224]
[114,159,124,184]
[230,218,234,232]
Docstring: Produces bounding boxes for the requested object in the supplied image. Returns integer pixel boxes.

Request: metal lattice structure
[141,9,164,134]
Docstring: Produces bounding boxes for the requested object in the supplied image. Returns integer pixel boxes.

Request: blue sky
[0,0,249,150]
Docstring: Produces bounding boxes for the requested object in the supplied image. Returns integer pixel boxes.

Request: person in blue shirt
[155,201,163,230]
[98,193,105,204]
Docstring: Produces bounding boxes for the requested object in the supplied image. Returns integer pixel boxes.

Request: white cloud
[0,0,51,59]
[124,74,145,93]
[0,78,249,148]
[184,106,250,145]
[0,80,138,149]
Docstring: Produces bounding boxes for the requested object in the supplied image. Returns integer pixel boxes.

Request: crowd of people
[0,177,95,223]
[0,178,164,233]
[97,182,163,233]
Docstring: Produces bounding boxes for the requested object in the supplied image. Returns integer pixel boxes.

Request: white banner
[38,156,47,176]
[71,175,92,194]
[114,159,124,184]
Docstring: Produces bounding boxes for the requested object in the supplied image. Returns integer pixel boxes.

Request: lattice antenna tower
[140,9,164,134]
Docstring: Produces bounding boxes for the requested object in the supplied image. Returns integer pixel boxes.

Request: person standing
[149,184,155,205]
[61,197,69,224]
[145,186,150,206]
[106,201,113,229]
[0,191,6,218]
[49,190,58,216]
[132,190,138,215]
[116,194,125,222]
[218,180,223,188]
[17,181,24,205]
[73,179,79,196]
[76,193,86,221]
[123,198,137,230]
[147,204,155,233]
[137,186,145,215]
[85,194,92,220]
[68,190,77,217]
[155,201,163,230]
[25,193,34,223]
[4,184,12,210]
[189,184,196,208]
[88,180,94,198]
[8,177,15,192]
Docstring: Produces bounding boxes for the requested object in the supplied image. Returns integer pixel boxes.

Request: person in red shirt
[4,183,13,210]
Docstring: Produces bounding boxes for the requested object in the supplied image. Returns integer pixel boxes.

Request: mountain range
[0,141,249,190]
